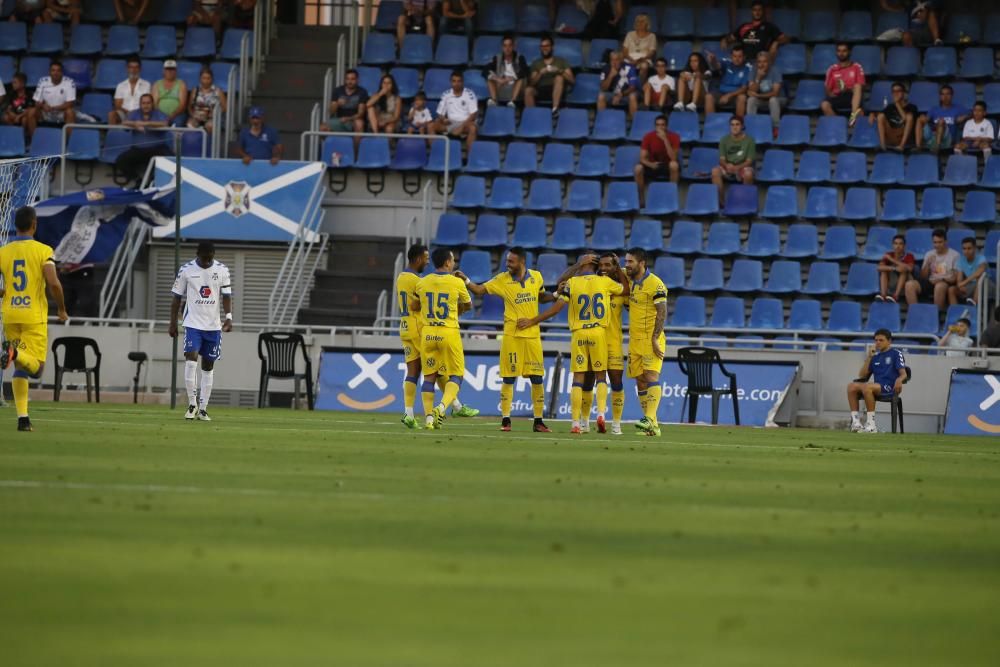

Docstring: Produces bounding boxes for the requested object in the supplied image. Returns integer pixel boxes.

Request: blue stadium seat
[864,81,893,114]
[479,106,516,138]
[355,137,391,170]
[655,256,685,290]
[517,37,542,62]
[700,112,732,144]
[666,220,703,255]
[517,4,551,33]
[435,34,469,67]
[423,69,454,101]
[774,115,810,146]
[795,150,831,183]
[487,176,523,210]
[903,303,941,336]
[591,109,627,141]
[0,22,26,53]
[465,141,500,174]
[29,22,63,54]
[861,226,898,261]
[220,28,252,60]
[516,107,552,140]
[879,189,916,223]
[591,217,626,251]
[388,67,419,99]
[749,297,784,329]
[0,55,13,83]
[802,186,838,220]
[628,218,664,252]
[922,47,957,78]
[434,213,470,246]
[789,299,824,331]
[774,43,806,76]
[884,46,919,77]
[866,301,901,333]
[983,155,1000,189]
[470,214,509,247]
[683,146,719,180]
[360,32,395,65]
[900,153,939,187]
[946,13,980,43]
[757,149,794,183]
[391,138,427,171]
[603,181,639,214]
[947,228,973,253]
[353,66,381,97]
[142,25,177,58]
[21,56,50,86]
[537,143,574,176]
[838,10,872,41]
[525,178,562,212]
[743,115,772,147]
[696,8,729,38]
[668,111,700,143]
[831,151,867,185]
[661,40,693,71]
[174,60,201,90]
[806,43,836,76]
[568,143,609,178]
[943,304,978,336]
[812,116,847,148]
[801,262,841,295]
[99,129,134,164]
[550,217,587,251]
[61,58,91,91]
[802,11,836,42]
[587,38,620,69]
[565,179,601,213]
[958,191,997,225]
[471,35,502,66]
[552,108,589,140]
[452,175,486,208]
[781,223,819,258]
[841,187,877,221]
[761,185,798,219]
[852,44,882,76]
[682,184,719,216]
[68,23,103,57]
[905,228,933,257]
[726,259,763,293]
[536,253,570,290]
[764,261,802,294]
[464,74,489,102]
[80,92,112,122]
[842,262,878,297]
[0,125,25,157]
[941,154,978,187]
[741,223,780,258]
[773,9,801,40]
[628,110,660,142]
[566,72,600,106]
[916,187,954,222]
[703,221,741,256]
[512,215,547,249]
[660,8,694,38]
[959,47,995,79]
[400,34,433,66]
[672,296,707,328]
[478,3,515,33]
[459,250,493,284]
[610,145,640,178]
[553,38,583,68]
[825,301,861,332]
[788,80,826,112]
[157,0,193,23]
[182,26,216,59]
[424,139,462,174]
[501,142,538,175]
[711,297,746,329]
[987,230,1000,271]
[641,182,680,216]
[480,293,505,322]
[819,226,857,260]
[867,152,904,186]
[723,184,758,218]
[985,14,1000,46]
[876,10,908,36]
[211,62,235,92]
[29,127,61,158]
[322,136,355,169]
[847,116,879,148]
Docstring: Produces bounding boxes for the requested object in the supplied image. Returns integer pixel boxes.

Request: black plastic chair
[258,332,314,410]
[128,351,147,404]
[52,337,102,403]
[855,366,911,433]
[677,346,740,425]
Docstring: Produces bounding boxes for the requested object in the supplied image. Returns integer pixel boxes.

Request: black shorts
[826,92,854,112]
[643,165,670,181]
[532,82,572,102]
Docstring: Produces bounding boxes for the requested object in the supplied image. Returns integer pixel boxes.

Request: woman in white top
[673,52,711,112]
[955,101,994,160]
[643,57,675,110]
[622,13,657,81]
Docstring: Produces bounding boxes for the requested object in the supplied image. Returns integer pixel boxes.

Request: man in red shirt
[877,234,915,303]
[633,114,679,207]
[820,42,866,127]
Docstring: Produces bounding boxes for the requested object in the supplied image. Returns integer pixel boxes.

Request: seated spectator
[874,81,917,152]
[820,42,865,128]
[954,102,994,160]
[550,0,624,39]
[622,13,657,81]
[525,36,574,114]
[846,328,907,433]
[115,93,169,187]
[746,51,783,134]
[722,0,788,60]
[366,74,402,134]
[439,0,476,43]
[982,306,1000,349]
[643,58,675,111]
[916,84,968,152]
[237,106,282,165]
[26,61,75,137]
[152,60,188,127]
[876,234,915,303]
[406,92,433,134]
[321,68,368,147]
[711,115,755,205]
[2,72,32,130]
[596,50,639,119]
[706,46,752,116]
[397,0,436,47]
[879,0,941,46]
[110,57,151,126]
[114,0,151,25]
[431,70,478,150]
[187,67,227,134]
[950,236,987,305]
[633,114,679,207]
[483,35,528,108]
[9,0,46,23]
[221,0,257,31]
[939,318,974,357]
[905,229,958,310]
[673,52,711,112]
[45,0,82,25]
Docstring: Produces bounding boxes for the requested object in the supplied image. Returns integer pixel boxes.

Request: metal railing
[225,64,239,147]
[100,218,153,319]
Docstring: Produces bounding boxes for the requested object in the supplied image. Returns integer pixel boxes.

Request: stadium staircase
[298,238,399,327]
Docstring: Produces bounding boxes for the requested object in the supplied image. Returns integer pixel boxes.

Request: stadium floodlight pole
[170,133,182,409]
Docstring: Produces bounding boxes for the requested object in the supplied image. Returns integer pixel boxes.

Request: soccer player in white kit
[168,242,233,421]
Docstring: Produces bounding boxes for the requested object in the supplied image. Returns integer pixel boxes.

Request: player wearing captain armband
[624,248,669,437]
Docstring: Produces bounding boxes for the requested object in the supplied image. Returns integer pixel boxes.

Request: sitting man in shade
[237,106,282,166]
[846,328,908,434]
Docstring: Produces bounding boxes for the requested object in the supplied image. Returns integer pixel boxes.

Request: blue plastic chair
[95,59,129,92]
[723,185,758,218]
[788,299,823,331]
[943,304,979,335]
[516,36,541,62]
[757,149,794,183]
[470,214,509,247]
[355,137,391,170]
[419,68,451,101]
[960,47,994,79]
[628,218,664,252]
[68,23,103,57]
[819,226,857,260]
[142,25,177,58]
[682,183,719,216]
[390,138,427,171]
[867,153,904,186]
[764,261,802,294]
[726,260,763,293]
[182,26,216,59]
[672,296,707,328]
[668,111,700,144]
[321,136,355,169]
[801,262,842,295]
[696,8,729,38]
[802,186,838,220]
[866,301,901,333]
[435,34,469,67]
[219,28,251,60]
[516,107,553,140]
[749,297,784,329]
[0,125,25,157]
[825,301,861,332]
[471,35,502,66]
[587,38,619,69]
[947,228,973,254]
[478,3,515,33]
[666,220,703,255]
[781,224,819,259]
[537,143,574,176]
[464,141,500,174]
[610,145,640,179]
[852,44,882,76]
[795,150,831,184]
[603,181,639,214]
[61,58,91,91]
[526,178,563,212]
[941,154,978,187]
[958,191,997,225]
[157,0,193,23]
[641,182,680,216]
[516,4,551,33]
[434,213,471,246]
[761,185,798,219]
[400,34,433,66]
[487,177,523,211]
[550,218,587,251]
[424,139,462,174]
[879,189,917,223]
[553,38,583,68]
[566,179,602,214]
[774,43,806,76]
[864,81,893,114]
[29,127,62,158]
[500,142,538,176]
[452,175,487,208]
[99,129,134,164]
[511,215,547,249]
[591,109,627,141]
[860,226,898,261]
[774,115,810,146]
[80,92,112,122]
[458,250,494,284]
[838,11,872,42]
[702,222,740,256]
[900,154,939,187]
[802,11,836,42]
[655,256,685,290]
[628,111,660,143]
[384,67,417,99]
[905,228,933,257]
[812,116,847,148]
[903,303,941,336]
[836,189,876,226]
[463,72,489,101]
[0,55,13,83]
[743,115,772,147]
[700,112,733,144]
[788,80,826,112]
[479,106,516,138]
[566,71,600,106]
[806,43,837,76]
[360,32,395,65]
[884,46,920,77]
[591,217,626,251]
[29,22,63,55]
[742,223,780,258]
[660,8,694,38]
[552,108,589,140]
[922,47,957,78]
[848,117,879,149]
[917,187,954,222]
[943,12,979,43]
[830,152,866,185]
[876,10,908,37]
[0,22,26,53]
[842,262,878,297]
[660,40,693,72]
[568,143,609,178]
[983,155,1000,189]
[711,297,746,329]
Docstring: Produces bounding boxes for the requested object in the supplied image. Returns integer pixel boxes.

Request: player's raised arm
[555,253,596,286]
[41,261,68,322]
[609,254,630,297]
[454,270,488,296]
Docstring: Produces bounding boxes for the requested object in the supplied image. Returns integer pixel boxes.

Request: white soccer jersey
[171,259,233,331]
[33,76,76,106]
[436,87,477,123]
[963,118,995,140]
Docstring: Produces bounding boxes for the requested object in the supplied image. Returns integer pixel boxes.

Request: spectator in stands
[431,70,478,150]
[194,0,256,33]
[622,13,657,82]
[26,60,75,137]
[596,50,639,119]
[366,74,402,134]
[721,0,788,60]
[950,237,988,306]
[954,102,994,161]
[982,306,1000,349]
[874,81,917,152]
[406,92,433,134]
[915,84,968,152]
[483,35,528,108]
[397,0,436,48]
[879,0,942,46]
[115,93,169,187]
[905,229,958,310]
[939,318,974,357]
[45,0,82,25]
[633,114,679,207]
[114,0,152,25]
[706,46,752,117]
[846,328,907,434]
[643,58,675,112]
[110,57,151,126]
[322,68,368,148]
[237,106,282,166]
[746,51,783,136]
[9,0,46,23]
[153,60,188,128]
[549,0,624,39]
[2,72,32,131]
[525,36,575,115]
[820,42,865,128]
[438,0,476,44]
[673,52,711,113]
[187,67,227,135]
[711,115,755,205]
[876,234,915,303]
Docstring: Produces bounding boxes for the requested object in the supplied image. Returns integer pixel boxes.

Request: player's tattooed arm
[651,301,666,359]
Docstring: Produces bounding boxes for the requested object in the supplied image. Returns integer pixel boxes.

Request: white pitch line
[0,479,390,502]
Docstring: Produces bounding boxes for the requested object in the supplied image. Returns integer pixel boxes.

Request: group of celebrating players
[396,243,669,436]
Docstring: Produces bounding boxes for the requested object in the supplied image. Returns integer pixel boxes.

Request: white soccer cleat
[579,423,590,434]
[197,409,212,422]
[185,404,197,420]
[611,423,623,436]
[850,420,863,433]
[863,422,878,434]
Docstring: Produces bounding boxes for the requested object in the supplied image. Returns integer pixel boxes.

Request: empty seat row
[0,124,205,161]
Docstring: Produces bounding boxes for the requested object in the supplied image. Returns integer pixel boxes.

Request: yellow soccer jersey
[559,273,624,332]
[395,269,422,337]
[412,271,471,329]
[0,237,54,324]
[629,270,668,344]
[606,294,627,346]
[484,268,546,339]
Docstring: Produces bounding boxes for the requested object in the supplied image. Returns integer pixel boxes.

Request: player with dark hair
[590,252,628,434]
[846,328,908,433]
[624,247,668,436]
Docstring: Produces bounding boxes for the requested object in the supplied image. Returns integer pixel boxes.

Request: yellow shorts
[606,335,624,371]
[4,322,47,369]
[401,333,421,363]
[500,335,544,377]
[570,328,607,373]
[421,327,465,378]
[628,333,665,378]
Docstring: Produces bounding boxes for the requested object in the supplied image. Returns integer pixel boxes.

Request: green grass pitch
[2,403,999,666]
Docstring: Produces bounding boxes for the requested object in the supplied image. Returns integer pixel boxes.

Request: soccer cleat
[500,417,512,432]
[424,416,437,430]
[634,416,651,432]
[453,405,480,417]
[580,424,590,434]
[197,409,212,422]
[17,416,32,432]
[0,340,14,370]
[533,421,551,433]
[184,404,197,420]
[863,422,878,434]
[401,414,420,429]
[645,421,662,437]
[611,422,623,436]
[570,425,582,435]
[850,420,863,433]
[596,415,606,433]
[432,406,446,428]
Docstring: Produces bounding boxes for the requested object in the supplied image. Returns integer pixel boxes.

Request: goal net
[0,156,56,247]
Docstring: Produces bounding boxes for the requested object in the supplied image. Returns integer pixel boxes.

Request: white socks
[452,399,463,410]
[404,406,414,418]
[850,411,860,423]
[184,361,198,407]
[867,413,876,427]
[199,369,214,410]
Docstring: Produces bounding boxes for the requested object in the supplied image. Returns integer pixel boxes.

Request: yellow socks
[439,379,461,411]
[403,376,418,417]
[531,382,545,418]
[580,388,593,424]
[421,379,436,416]
[12,375,29,418]
[570,384,583,424]
[638,389,648,416]
[500,382,514,417]
[595,381,608,416]
[645,385,662,424]
[611,388,625,424]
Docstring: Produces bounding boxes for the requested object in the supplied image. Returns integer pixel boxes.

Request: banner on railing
[151,158,325,242]
[317,347,799,427]
[944,369,1000,436]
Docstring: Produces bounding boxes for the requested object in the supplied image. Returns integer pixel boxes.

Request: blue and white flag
[33,186,175,265]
